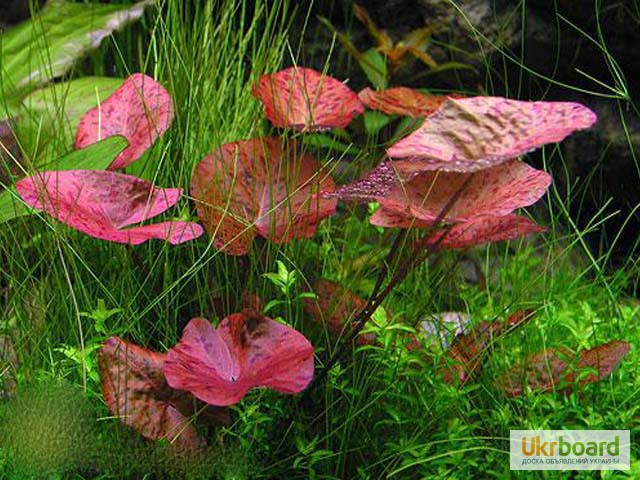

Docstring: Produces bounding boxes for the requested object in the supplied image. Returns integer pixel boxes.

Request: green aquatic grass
[1,0,639,479]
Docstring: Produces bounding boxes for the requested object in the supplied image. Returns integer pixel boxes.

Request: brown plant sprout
[436,310,536,386]
[75,73,174,170]
[252,67,364,131]
[352,4,441,72]
[302,279,377,346]
[98,337,229,451]
[190,137,337,255]
[501,340,631,397]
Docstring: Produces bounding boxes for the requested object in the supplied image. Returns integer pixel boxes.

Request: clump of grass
[0,379,98,477]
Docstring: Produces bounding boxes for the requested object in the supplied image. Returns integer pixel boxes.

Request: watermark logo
[510,430,630,470]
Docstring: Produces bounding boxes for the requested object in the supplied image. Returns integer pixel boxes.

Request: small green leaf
[359,48,388,90]
[363,111,392,136]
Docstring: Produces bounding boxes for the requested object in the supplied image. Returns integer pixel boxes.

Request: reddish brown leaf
[501,340,630,397]
[98,337,205,450]
[252,67,364,131]
[190,137,337,255]
[302,279,376,345]
[439,310,535,385]
[0,335,18,399]
[359,87,457,117]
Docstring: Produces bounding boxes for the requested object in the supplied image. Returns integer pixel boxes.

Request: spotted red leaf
[302,279,376,345]
[15,170,203,244]
[326,160,551,226]
[97,337,205,450]
[501,340,630,396]
[425,215,546,249]
[75,73,173,169]
[358,87,457,117]
[164,311,315,406]
[190,137,337,255]
[252,67,364,131]
[439,310,535,385]
[387,96,597,173]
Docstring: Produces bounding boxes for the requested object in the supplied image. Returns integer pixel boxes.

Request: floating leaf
[425,215,546,250]
[164,311,314,406]
[191,137,336,255]
[439,310,535,385]
[388,97,597,173]
[0,0,154,105]
[15,170,203,244]
[302,279,376,345]
[75,73,173,170]
[97,337,205,450]
[501,340,630,396]
[0,136,127,224]
[359,87,456,118]
[252,67,364,131]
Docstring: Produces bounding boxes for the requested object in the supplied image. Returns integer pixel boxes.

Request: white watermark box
[510,430,630,470]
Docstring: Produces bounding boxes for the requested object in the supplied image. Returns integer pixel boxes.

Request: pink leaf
[97,337,206,451]
[15,170,203,245]
[190,137,337,255]
[369,207,432,229]
[75,73,174,170]
[388,96,597,173]
[252,67,364,131]
[359,87,458,117]
[425,215,546,249]
[327,160,551,225]
[164,311,315,406]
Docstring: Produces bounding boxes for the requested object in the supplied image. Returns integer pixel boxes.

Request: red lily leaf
[369,207,432,229]
[75,73,173,170]
[425,215,546,249]
[326,160,551,225]
[164,310,315,406]
[387,96,597,173]
[359,87,457,117]
[252,67,364,131]
[302,279,376,345]
[190,137,337,255]
[97,337,205,450]
[15,170,203,245]
[439,310,535,385]
[501,340,630,396]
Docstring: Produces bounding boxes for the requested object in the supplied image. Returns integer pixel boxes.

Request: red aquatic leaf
[326,160,551,225]
[424,215,546,249]
[190,137,336,255]
[75,73,173,169]
[439,310,535,385]
[97,337,205,450]
[15,170,203,245]
[163,310,315,406]
[501,340,630,397]
[387,96,597,173]
[252,67,364,131]
[302,279,376,345]
[358,87,457,117]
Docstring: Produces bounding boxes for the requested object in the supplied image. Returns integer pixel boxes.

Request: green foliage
[0,380,99,477]
[0,0,152,115]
